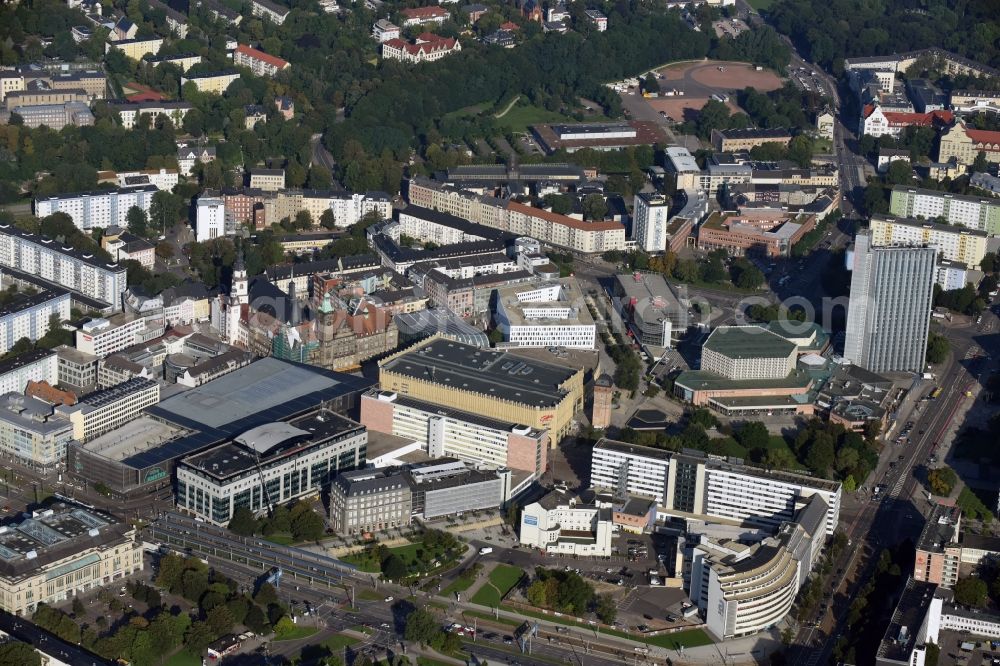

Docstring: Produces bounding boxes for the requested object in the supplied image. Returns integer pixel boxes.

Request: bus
[929,387,943,399]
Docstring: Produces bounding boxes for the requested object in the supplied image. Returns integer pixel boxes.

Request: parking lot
[935,631,1000,665]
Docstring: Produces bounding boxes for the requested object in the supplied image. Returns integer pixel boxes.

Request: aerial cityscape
[0,0,998,664]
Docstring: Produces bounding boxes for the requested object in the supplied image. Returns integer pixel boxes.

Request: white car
[384,596,394,602]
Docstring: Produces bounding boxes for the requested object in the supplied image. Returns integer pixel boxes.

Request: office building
[632,192,672,252]
[914,503,962,589]
[869,214,988,269]
[0,224,127,311]
[75,314,157,357]
[889,186,1000,235]
[519,489,614,556]
[196,196,226,241]
[56,377,159,442]
[5,101,94,129]
[0,350,59,396]
[664,146,702,190]
[492,278,596,349]
[176,410,367,525]
[844,232,936,373]
[329,468,412,535]
[698,210,817,257]
[0,506,142,616]
[378,336,585,442]
[0,289,71,354]
[691,495,827,639]
[405,459,508,519]
[612,272,685,350]
[381,33,462,64]
[701,326,798,380]
[0,393,74,470]
[33,185,156,231]
[360,389,548,475]
[56,346,98,392]
[590,439,842,534]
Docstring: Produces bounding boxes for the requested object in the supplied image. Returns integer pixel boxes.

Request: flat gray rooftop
[381,338,578,408]
[150,357,360,430]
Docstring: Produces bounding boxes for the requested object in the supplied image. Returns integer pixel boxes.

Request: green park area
[470,564,525,606]
[341,529,465,580]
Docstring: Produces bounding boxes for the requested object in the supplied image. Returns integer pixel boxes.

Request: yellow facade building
[377,336,585,443]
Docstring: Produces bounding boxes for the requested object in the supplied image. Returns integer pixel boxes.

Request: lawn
[165,652,201,666]
[357,589,384,601]
[461,610,520,627]
[441,575,476,598]
[470,564,524,606]
[342,538,463,577]
[746,0,773,10]
[493,103,581,132]
[264,534,296,546]
[323,633,361,651]
[274,625,319,642]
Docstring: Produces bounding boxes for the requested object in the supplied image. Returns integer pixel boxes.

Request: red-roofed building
[124,82,167,102]
[500,20,519,30]
[860,104,953,139]
[400,5,450,26]
[382,33,462,63]
[233,44,291,77]
[939,121,1000,166]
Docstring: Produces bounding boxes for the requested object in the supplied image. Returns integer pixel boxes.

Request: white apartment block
[870,215,988,269]
[34,185,156,231]
[116,168,179,191]
[196,196,226,242]
[55,377,160,442]
[396,207,495,245]
[890,186,1000,235]
[703,466,841,535]
[0,290,71,354]
[325,192,391,227]
[75,315,149,357]
[633,192,672,252]
[372,19,400,42]
[0,350,59,396]
[250,0,290,24]
[108,101,193,130]
[493,279,596,349]
[590,439,842,535]
[0,224,128,311]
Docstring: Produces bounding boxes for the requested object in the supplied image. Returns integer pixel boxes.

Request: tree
[320,209,337,230]
[403,608,440,644]
[381,554,407,581]
[206,604,235,637]
[155,241,175,260]
[183,621,214,655]
[308,164,333,190]
[594,593,617,624]
[582,193,608,221]
[126,206,149,237]
[927,467,958,496]
[228,506,258,537]
[689,408,719,429]
[805,433,835,476]
[973,150,989,174]
[290,506,325,541]
[737,422,770,451]
[273,615,296,638]
[954,576,988,607]
[885,159,913,185]
[926,332,950,364]
[735,264,765,289]
[0,641,41,666]
[842,474,857,493]
[643,73,660,95]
